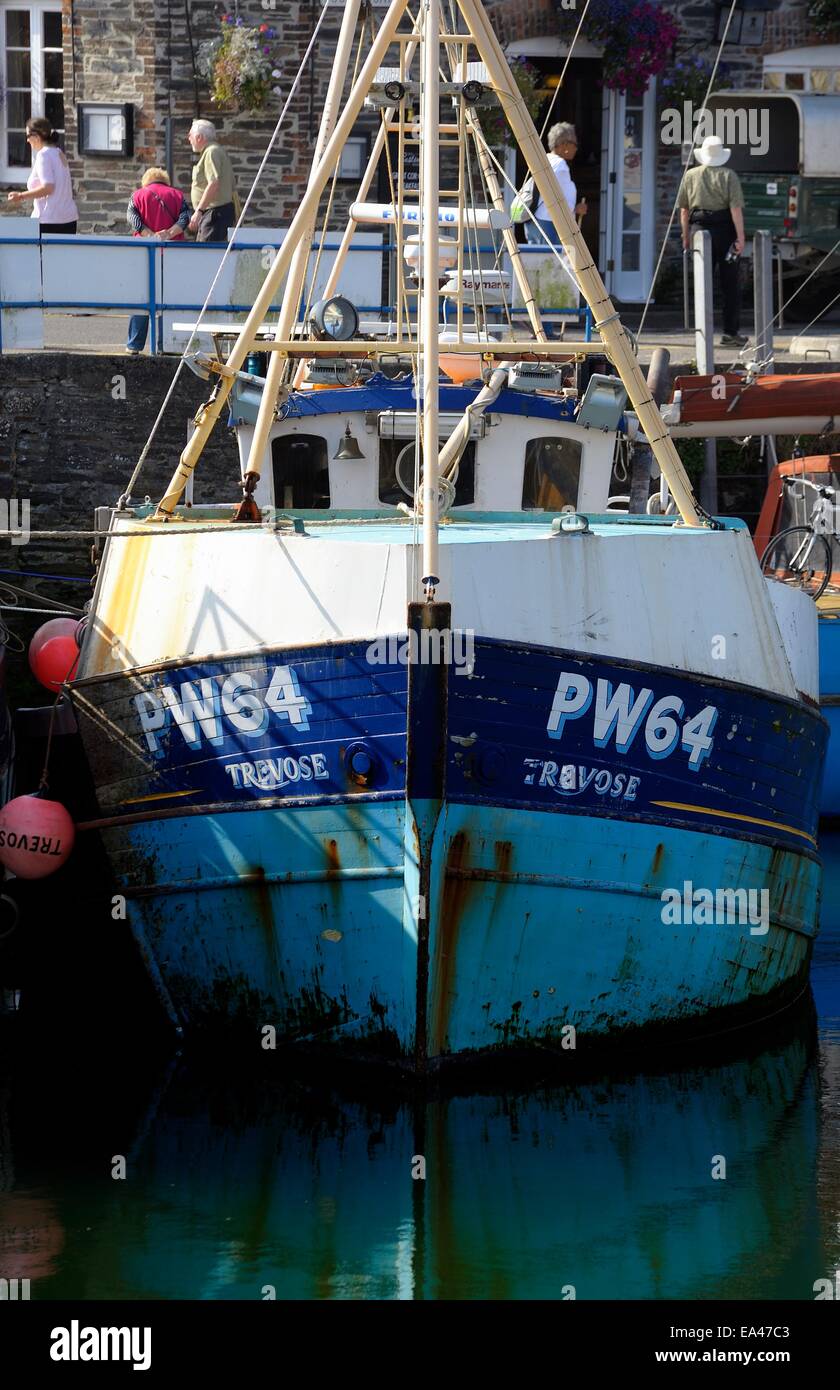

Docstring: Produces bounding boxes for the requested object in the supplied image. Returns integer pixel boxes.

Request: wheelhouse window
[0,4,64,181]
[522,438,582,511]
[272,434,330,509]
[378,439,476,508]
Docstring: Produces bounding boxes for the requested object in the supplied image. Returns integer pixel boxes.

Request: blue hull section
[73,635,825,1064]
[819,613,840,816]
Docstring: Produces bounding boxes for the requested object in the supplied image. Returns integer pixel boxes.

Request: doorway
[510,56,603,266]
[601,86,658,302]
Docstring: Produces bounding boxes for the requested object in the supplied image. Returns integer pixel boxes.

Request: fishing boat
[65,0,826,1068]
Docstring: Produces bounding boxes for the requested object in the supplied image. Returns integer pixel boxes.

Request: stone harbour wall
[0,0,826,256]
[0,353,240,580]
[2,0,382,233]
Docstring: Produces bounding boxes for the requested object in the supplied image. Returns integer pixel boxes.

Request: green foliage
[808,0,840,40]
[658,56,731,111]
[479,58,545,147]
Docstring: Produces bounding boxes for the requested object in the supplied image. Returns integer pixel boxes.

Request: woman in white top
[526,122,587,246]
[6,117,78,234]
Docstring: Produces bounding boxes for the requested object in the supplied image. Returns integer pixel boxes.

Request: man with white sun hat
[678,134,748,349]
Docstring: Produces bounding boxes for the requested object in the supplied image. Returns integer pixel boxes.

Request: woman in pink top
[6,117,78,234]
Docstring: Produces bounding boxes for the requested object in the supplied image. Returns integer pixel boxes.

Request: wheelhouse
[230,378,620,517]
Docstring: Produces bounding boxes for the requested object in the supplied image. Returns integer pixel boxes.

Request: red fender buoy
[0,794,75,879]
[28,618,82,692]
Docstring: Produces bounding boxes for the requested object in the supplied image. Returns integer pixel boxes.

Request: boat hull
[71,634,826,1066]
[100,800,817,1056]
[819,610,840,817]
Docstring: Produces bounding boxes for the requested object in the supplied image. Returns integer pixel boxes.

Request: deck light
[576,375,628,432]
[552,513,590,535]
[462,80,484,103]
[309,296,359,342]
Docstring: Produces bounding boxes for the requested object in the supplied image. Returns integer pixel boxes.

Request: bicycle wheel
[759,526,832,600]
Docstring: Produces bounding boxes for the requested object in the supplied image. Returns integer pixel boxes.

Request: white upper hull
[79,515,818,705]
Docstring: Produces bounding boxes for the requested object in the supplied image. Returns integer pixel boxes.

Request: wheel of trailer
[759,526,832,600]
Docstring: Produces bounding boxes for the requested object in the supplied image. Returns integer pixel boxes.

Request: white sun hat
[696,135,731,167]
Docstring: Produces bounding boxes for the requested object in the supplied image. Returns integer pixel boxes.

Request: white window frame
[602,83,657,303]
[337,135,367,182]
[0,2,64,183]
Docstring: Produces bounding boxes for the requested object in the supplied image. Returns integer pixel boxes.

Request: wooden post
[692,228,718,515]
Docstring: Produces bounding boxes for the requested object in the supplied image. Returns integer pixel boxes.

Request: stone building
[0,0,835,300]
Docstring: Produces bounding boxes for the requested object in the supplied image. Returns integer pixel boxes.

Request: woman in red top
[125,167,190,354]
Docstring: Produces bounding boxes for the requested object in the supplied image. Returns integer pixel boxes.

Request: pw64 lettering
[547,673,718,771]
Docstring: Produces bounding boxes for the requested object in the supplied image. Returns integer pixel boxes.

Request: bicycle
[759,475,836,600]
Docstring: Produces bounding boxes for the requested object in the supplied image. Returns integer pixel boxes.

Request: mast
[457,0,702,528]
[243,0,364,489]
[420,0,441,597]
[153,0,411,519]
[152,0,704,531]
[466,112,547,344]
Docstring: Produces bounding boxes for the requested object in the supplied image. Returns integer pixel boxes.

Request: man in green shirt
[678,135,748,349]
[187,119,236,243]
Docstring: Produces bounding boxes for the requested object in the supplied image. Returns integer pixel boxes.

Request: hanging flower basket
[808,0,840,39]
[197,15,282,114]
[555,0,680,99]
[481,57,545,147]
[658,56,731,111]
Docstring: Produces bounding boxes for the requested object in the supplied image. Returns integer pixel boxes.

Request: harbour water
[1,836,839,1302]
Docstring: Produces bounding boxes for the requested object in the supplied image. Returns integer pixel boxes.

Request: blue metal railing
[0,234,593,353]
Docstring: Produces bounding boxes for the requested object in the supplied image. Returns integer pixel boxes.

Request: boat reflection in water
[4,1012,818,1301]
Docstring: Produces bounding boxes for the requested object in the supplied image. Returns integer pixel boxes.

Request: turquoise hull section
[107,802,818,1060]
[73,630,825,1066]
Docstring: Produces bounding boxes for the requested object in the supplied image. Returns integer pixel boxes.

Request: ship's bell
[334,423,365,460]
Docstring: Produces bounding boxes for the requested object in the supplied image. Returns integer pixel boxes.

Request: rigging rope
[735,233,840,369]
[537,0,592,142]
[298,7,371,358]
[636,0,740,339]
[785,281,840,345]
[119,0,334,507]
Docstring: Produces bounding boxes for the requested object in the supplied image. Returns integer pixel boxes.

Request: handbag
[510,176,535,224]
